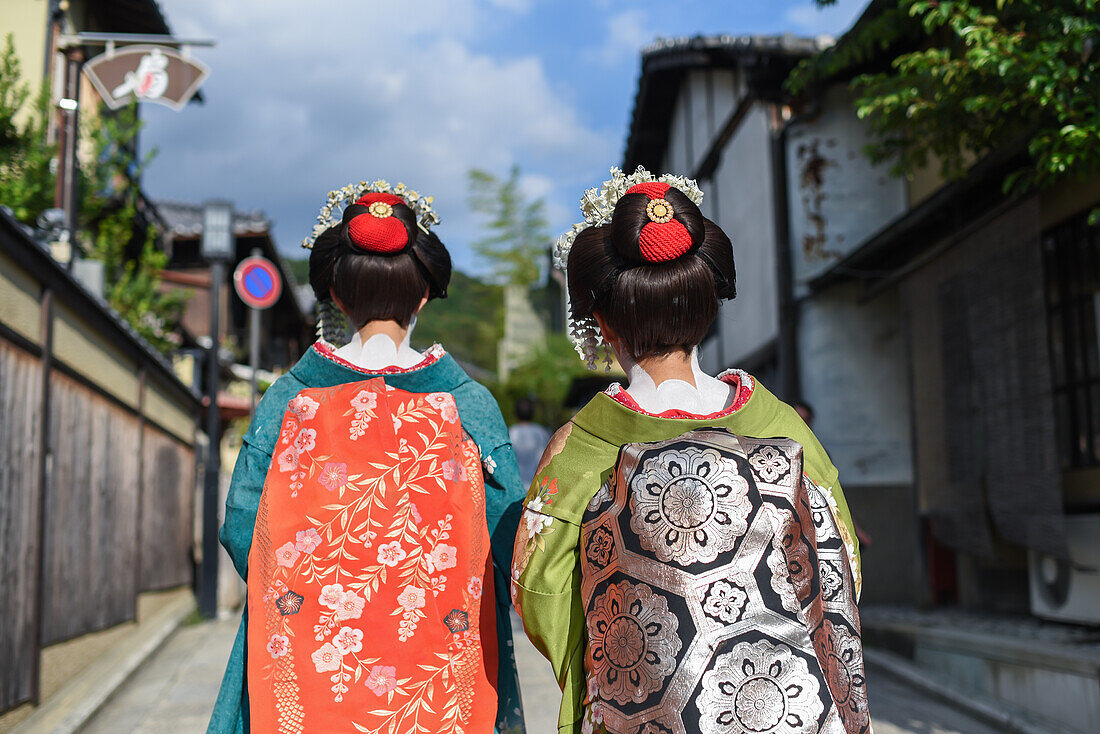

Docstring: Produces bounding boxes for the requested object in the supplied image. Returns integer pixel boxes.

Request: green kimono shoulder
[510,374,861,733]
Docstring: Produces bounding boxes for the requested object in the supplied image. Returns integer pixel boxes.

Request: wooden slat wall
[0,340,44,710]
[139,426,196,591]
[40,372,142,645]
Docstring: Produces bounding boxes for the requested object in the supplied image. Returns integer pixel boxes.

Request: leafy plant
[0,36,56,223]
[790,1,1100,203]
[0,33,185,352]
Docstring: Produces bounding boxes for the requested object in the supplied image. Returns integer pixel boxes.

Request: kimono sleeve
[219,375,302,580]
[511,477,587,731]
[482,442,525,576]
[220,435,273,580]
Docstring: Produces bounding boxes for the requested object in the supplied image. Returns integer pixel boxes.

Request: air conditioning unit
[1029,514,1100,625]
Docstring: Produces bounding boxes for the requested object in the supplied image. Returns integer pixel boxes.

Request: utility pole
[199,201,233,618]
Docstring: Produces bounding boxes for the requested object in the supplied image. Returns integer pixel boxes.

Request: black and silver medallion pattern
[579,429,868,734]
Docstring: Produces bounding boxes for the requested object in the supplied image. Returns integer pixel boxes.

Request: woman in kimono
[208,181,527,734]
[512,168,869,734]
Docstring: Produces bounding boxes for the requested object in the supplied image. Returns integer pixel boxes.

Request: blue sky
[145,0,869,271]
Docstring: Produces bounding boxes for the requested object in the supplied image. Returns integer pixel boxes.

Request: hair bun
[346,194,412,254]
[610,183,704,264]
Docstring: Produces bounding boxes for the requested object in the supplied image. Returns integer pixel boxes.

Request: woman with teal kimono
[511,168,867,733]
[207,181,527,734]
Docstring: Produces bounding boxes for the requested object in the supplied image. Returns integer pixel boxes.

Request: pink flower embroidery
[332,626,364,655]
[289,394,320,421]
[267,633,290,659]
[468,576,483,600]
[429,543,458,572]
[318,462,348,492]
[334,589,365,620]
[294,428,317,452]
[350,390,378,413]
[274,542,300,568]
[276,447,298,473]
[365,665,398,696]
[376,541,407,567]
[425,393,459,423]
[319,583,345,609]
[396,585,426,611]
[295,528,322,554]
[311,642,342,672]
[441,459,466,482]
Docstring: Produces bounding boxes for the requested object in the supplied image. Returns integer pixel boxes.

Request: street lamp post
[199,200,233,618]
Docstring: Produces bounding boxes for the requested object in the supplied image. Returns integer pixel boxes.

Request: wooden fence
[0,211,199,711]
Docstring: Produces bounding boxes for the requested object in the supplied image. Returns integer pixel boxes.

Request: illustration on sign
[111,48,170,102]
[84,45,208,111]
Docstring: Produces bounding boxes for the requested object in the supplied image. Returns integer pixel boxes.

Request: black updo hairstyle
[567,185,736,360]
[308,199,451,329]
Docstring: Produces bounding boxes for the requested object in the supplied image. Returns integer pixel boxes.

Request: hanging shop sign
[83,45,208,111]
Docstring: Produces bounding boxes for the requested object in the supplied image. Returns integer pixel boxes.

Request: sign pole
[249,248,262,416]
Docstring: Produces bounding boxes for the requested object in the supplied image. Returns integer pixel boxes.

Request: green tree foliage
[790,1,1100,200]
[413,270,504,374]
[0,38,56,223]
[491,333,591,429]
[0,33,185,353]
[468,166,550,285]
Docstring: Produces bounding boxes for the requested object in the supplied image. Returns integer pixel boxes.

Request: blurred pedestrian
[510,396,552,488]
[208,181,526,734]
[511,168,869,733]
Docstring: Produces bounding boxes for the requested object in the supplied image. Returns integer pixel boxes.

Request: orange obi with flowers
[247,378,498,734]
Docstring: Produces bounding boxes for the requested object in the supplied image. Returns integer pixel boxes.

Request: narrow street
[80,611,1006,734]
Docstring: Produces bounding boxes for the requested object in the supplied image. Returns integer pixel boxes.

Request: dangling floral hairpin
[301,179,441,250]
[555,165,704,370]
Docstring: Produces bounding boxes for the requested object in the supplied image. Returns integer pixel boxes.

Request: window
[1043,212,1100,469]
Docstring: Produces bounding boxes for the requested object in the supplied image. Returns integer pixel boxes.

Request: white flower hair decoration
[301,179,441,250]
[555,165,704,370]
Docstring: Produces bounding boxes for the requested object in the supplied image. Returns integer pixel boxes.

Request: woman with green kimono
[511,168,868,734]
[207,180,527,734]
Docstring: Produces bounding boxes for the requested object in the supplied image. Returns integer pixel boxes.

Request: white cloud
[596,9,653,67]
[784,0,872,36]
[144,0,616,268]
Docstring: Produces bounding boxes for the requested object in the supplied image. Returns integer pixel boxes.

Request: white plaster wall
[798,282,913,486]
[665,86,690,176]
[687,70,711,171]
[708,69,738,137]
[785,84,908,291]
[711,104,780,370]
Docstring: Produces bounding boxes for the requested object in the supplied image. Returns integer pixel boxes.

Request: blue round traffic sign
[234,256,282,309]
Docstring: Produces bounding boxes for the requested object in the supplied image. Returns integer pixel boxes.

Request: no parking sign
[233,256,282,310]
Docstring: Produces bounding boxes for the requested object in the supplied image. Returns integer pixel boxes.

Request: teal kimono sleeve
[219,373,303,580]
[219,436,272,580]
[483,442,528,734]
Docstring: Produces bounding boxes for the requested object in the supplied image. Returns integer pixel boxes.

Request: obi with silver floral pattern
[579,428,868,734]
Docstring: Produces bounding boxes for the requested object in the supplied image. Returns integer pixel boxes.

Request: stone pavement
[80,610,1005,734]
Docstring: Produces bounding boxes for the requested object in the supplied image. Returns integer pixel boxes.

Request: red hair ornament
[347,193,409,253]
[625,182,694,262]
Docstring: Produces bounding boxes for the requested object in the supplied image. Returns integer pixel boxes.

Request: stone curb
[12,590,195,734]
[865,647,1076,734]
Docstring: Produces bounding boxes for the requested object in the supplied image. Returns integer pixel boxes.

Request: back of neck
[623,348,731,415]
